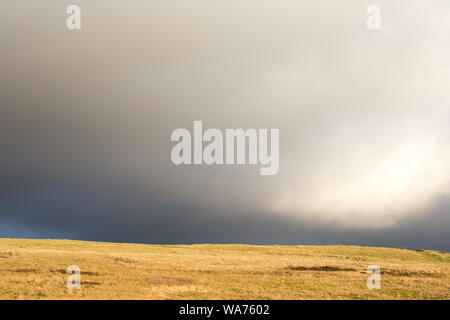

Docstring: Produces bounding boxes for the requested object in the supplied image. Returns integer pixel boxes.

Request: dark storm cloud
[1,1,449,250]
[1,170,449,251]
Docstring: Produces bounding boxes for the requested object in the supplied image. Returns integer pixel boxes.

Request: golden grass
[0,238,448,300]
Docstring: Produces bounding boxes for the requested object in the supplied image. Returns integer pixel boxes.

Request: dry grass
[0,238,448,300]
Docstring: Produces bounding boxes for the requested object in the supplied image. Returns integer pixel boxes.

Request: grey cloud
[0,1,449,250]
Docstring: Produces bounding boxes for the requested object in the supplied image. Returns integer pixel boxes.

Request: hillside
[0,238,448,299]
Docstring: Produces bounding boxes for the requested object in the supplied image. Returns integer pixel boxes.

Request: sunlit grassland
[0,238,448,299]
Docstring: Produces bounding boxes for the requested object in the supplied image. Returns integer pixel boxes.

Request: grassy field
[0,238,448,300]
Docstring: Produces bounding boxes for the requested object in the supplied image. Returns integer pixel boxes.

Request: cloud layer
[1,1,449,249]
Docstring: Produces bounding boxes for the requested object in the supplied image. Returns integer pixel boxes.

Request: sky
[1,1,449,250]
